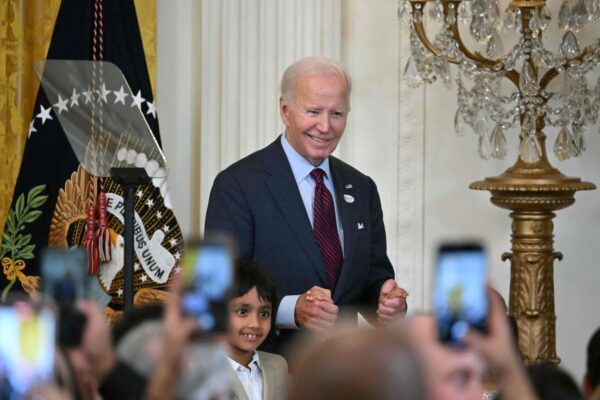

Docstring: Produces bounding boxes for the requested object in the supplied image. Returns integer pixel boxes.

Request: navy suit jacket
[205,136,395,353]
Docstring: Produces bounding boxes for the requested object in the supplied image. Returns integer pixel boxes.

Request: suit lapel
[330,158,359,301]
[228,366,249,400]
[262,138,328,285]
[259,352,275,400]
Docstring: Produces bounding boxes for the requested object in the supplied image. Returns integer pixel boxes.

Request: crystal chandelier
[398,0,597,364]
[399,0,600,162]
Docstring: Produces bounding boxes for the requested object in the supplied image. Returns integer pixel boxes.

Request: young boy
[226,260,288,400]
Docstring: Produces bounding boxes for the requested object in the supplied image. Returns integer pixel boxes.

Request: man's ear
[279,96,290,126]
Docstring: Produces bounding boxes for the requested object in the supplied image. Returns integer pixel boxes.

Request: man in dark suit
[205,56,408,355]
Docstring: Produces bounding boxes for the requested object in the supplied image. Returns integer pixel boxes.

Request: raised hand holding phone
[180,234,235,333]
[434,242,488,347]
[41,247,90,347]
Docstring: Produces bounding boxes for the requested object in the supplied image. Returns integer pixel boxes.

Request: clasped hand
[377,279,409,324]
[295,286,338,331]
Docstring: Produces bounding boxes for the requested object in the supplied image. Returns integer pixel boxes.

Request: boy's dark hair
[587,327,600,390]
[233,259,278,313]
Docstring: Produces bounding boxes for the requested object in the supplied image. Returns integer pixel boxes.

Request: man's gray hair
[280,56,352,104]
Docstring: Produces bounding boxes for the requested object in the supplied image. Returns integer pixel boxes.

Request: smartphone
[41,247,89,347]
[181,235,235,333]
[0,299,56,397]
[434,242,488,346]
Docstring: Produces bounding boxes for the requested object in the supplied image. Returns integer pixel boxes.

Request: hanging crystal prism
[504,7,516,30]
[490,124,508,159]
[515,10,523,31]
[471,0,487,15]
[520,61,539,96]
[486,30,504,58]
[488,0,502,27]
[404,55,424,88]
[470,14,493,42]
[560,31,580,58]
[474,111,489,137]
[571,128,586,155]
[398,1,413,24]
[437,57,452,89]
[529,10,542,38]
[446,7,457,24]
[454,109,468,136]
[458,0,473,23]
[558,0,570,30]
[569,0,589,31]
[554,125,572,160]
[520,135,541,163]
[540,6,551,29]
[429,0,445,22]
[521,111,536,137]
[478,130,493,159]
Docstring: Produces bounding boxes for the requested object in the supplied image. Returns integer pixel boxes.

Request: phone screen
[181,238,234,332]
[0,301,56,396]
[41,247,89,347]
[434,243,488,346]
[41,247,89,303]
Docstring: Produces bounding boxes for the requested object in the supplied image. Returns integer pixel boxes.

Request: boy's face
[227,286,272,366]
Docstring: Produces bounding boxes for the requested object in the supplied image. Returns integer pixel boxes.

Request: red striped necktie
[311,168,343,290]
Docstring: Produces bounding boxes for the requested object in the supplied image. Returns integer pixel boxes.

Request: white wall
[157,0,600,383]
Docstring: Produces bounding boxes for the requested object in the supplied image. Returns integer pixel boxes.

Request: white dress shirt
[227,352,264,400]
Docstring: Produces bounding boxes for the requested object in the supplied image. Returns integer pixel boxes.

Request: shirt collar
[281,134,331,183]
[227,352,262,372]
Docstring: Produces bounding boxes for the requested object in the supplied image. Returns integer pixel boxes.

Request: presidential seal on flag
[0,0,183,320]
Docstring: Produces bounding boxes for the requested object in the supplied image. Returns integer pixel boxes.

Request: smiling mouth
[306,133,330,143]
[241,333,261,340]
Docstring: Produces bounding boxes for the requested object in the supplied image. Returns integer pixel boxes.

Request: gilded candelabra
[398,0,599,363]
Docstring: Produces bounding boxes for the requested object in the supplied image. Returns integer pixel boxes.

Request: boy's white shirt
[227,351,263,400]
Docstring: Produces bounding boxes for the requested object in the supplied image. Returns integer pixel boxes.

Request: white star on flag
[99,83,110,103]
[113,85,128,104]
[146,101,157,118]
[82,88,93,104]
[163,225,170,232]
[146,198,154,207]
[36,105,53,125]
[54,95,69,115]
[169,238,178,247]
[70,88,80,107]
[117,288,123,297]
[140,274,148,283]
[174,266,181,274]
[136,189,143,198]
[174,252,181,261]
[28,120,37,138]
[155,211,162,219]
[131,90,145,109]
[134,262,141,271]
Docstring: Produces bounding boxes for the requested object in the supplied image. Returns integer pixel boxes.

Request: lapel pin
[357,222,364,230]
[345,184,353,189]
[343,194,355,203]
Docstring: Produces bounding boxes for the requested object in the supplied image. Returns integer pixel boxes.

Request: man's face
[280,73,349,166]
[407,315,486,400]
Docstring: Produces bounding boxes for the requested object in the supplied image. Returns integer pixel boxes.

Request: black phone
[434,242,488,347]
[181,235,235,333]
[41,247,89,347]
